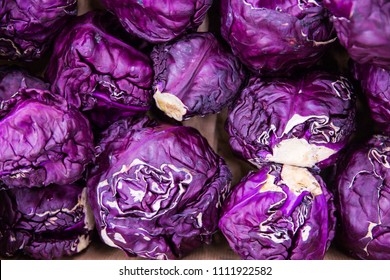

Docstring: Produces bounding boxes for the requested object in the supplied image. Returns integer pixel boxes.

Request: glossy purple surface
[0,0,77,60]
[101,0,212,43]
[221,0,335,74]
[152,32,245,120]
[0,66,49,115]
[46,11,153,127]
[335,135,390,260]
[88,119,231,259]
[219,164,336,259]
[0,88,95,188]
[353,63,390,134]
[0,184,94,259]
[324,0,390,69]
[227,71,356,169]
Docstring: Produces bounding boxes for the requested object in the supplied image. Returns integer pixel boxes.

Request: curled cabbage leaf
[335,135,390,260]
[151,32,245,121]
[353,63,390,134]
[0,184,94,259]
[0,0,77,61]
[226,71,356,169]
[324,0,390,69]
[219,164,336,260]
[220,0,335,74]
[0,88,95,189]
[100,0,212,43]
[88,118,231,259]
[46,11,153,126]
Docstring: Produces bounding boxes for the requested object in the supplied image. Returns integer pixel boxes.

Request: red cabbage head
[227,71,356,169]
[46,11,154,127]
[0,88,95,189]
[100,0,213,43]
[353,63,390,134]
[335,135,390,259]
[221,0,335,74]
[219,164,336,259]
[0,184,95,259]
[151,32,245,121]
[88,119,231,259]
[0,0,77,61]
[324,0,390,69]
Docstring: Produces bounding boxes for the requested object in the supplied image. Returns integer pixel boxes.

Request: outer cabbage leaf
[219,164,336,260]
[220,0,335,74]
[46,11,153,127]
[335,135,390,260]
[226,71,356,169]
[353,63,390,134]
[88,120,231,260]
[0,66,49,115]
[0,0,77,61]
[100,0,212,43]
[151,32,245,121]
[0,88,95,189]
[0,66,49,95]
[324,0,390,69]
[0,184,94,259]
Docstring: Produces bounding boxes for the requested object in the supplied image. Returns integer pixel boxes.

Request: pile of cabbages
[0,0,388,260]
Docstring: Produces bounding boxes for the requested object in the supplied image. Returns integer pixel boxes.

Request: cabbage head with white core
[227,71,356,169]
[151,32,245,121]
[219,164,336,260]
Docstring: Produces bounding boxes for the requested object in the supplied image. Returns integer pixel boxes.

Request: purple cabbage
[0,88,95,189]
[324,0,390,69]
[0,66,49,114]
[227,71,356,169]
[0,66,49,95]
[353,63,390,134]
[0,0,77,61]
[335,135,390,260]
[151,32,245,121]
[219,164,336,260]
[220,0,335,75]
[0,184,94,259]
[88,119,231,259]
[100,0,212,43]
[46,11,153,126]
